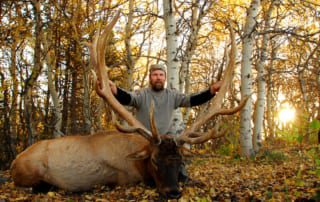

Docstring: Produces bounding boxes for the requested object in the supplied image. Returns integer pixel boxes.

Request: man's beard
[151,81,164,91]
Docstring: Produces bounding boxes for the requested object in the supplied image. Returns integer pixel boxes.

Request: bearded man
[109,64,222,181]
[109,64,221,135]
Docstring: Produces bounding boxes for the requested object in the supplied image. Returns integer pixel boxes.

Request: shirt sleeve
[173,89,191,108]
[189,89,215,106]
[128,89,143,109]
[115,87,132,105]
[115,88,145,109]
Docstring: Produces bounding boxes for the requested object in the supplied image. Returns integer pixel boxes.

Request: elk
[10,12,248,199]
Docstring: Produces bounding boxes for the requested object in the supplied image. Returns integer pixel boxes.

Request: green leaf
[295,179,305,186]
[310,119,320,130]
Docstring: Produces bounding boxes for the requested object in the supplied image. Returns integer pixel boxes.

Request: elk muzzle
[160,186,182,199]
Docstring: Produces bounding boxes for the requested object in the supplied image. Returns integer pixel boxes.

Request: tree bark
[70,49,79,134]
[61,46,71,134]
[24,0,43,146]
[124,0,135,90]
[266,39,279,139]
[0,72,15,169]
[240,0,260,157]
[253,1,276,153]
[163,0,184,134]
[9,41,18,156]
[82,62,92,134]
[180,0,212,92]
[46,42,63,137]
[180,0,212,126]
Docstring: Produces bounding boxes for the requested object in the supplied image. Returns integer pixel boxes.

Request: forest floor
[0,144,319,202]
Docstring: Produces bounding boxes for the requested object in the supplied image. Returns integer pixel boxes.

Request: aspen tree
[163,0,184,134]
[240,0,260,157]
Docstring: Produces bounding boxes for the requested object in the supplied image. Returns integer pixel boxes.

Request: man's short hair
[149,64,166,75]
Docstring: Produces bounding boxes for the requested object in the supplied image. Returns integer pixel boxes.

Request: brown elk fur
[11,131,152,191]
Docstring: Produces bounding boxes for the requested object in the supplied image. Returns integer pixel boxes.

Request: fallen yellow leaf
[47,191,55,197]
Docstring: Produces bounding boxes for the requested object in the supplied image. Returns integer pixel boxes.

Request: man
[109,64,222,135]
[109,64,221,182]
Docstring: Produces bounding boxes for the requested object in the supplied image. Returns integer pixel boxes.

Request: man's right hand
[210,80,222,94]
[109,80,118,95]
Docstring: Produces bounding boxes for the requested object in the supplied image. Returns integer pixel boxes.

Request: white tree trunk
[163,0,184,134]
[47,58,63,137]
[43,34,63,137]
[180,1,212,125]
[253,1,276,152]
[125,0,134,90]
[240,0,260,157]
[266,40,278,139]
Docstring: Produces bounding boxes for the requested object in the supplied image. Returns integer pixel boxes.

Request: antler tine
[115,124,154,143]
[176,128,227,145]
[116,100,162,145]
[94,11,120,91]
[176,23,243,145]
[175,96,249,145]
[149,100,161,145]
[88,11,150,133]
[96,12,120,80]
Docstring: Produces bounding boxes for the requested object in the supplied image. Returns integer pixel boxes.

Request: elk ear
[127,148,150,160]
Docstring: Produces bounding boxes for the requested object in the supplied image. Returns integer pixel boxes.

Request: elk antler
[149,100,161,145]
[114,100,161,145]
[175,97,249,145]
[175,24,249,146]
[86,12,152,138]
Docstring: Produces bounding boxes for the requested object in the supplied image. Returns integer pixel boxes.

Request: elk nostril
[167,190,181,199]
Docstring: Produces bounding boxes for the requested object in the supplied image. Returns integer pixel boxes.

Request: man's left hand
[210,80,222,94]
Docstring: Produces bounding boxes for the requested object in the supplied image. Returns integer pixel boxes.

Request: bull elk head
[87,12,248,199]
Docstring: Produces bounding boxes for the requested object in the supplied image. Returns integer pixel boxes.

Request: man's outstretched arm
[190,89,214,106]
[109,80,132,105]
[190,80,222,106]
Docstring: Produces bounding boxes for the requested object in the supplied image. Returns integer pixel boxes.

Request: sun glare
[278,103,296,124]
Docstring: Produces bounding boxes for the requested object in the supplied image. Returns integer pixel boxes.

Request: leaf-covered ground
[0,145,319,202]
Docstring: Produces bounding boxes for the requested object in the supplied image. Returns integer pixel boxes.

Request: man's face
[149,70,166,91]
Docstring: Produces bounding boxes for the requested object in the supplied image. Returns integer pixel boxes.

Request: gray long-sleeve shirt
[115,87,214,135]
[128,87,190,134]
